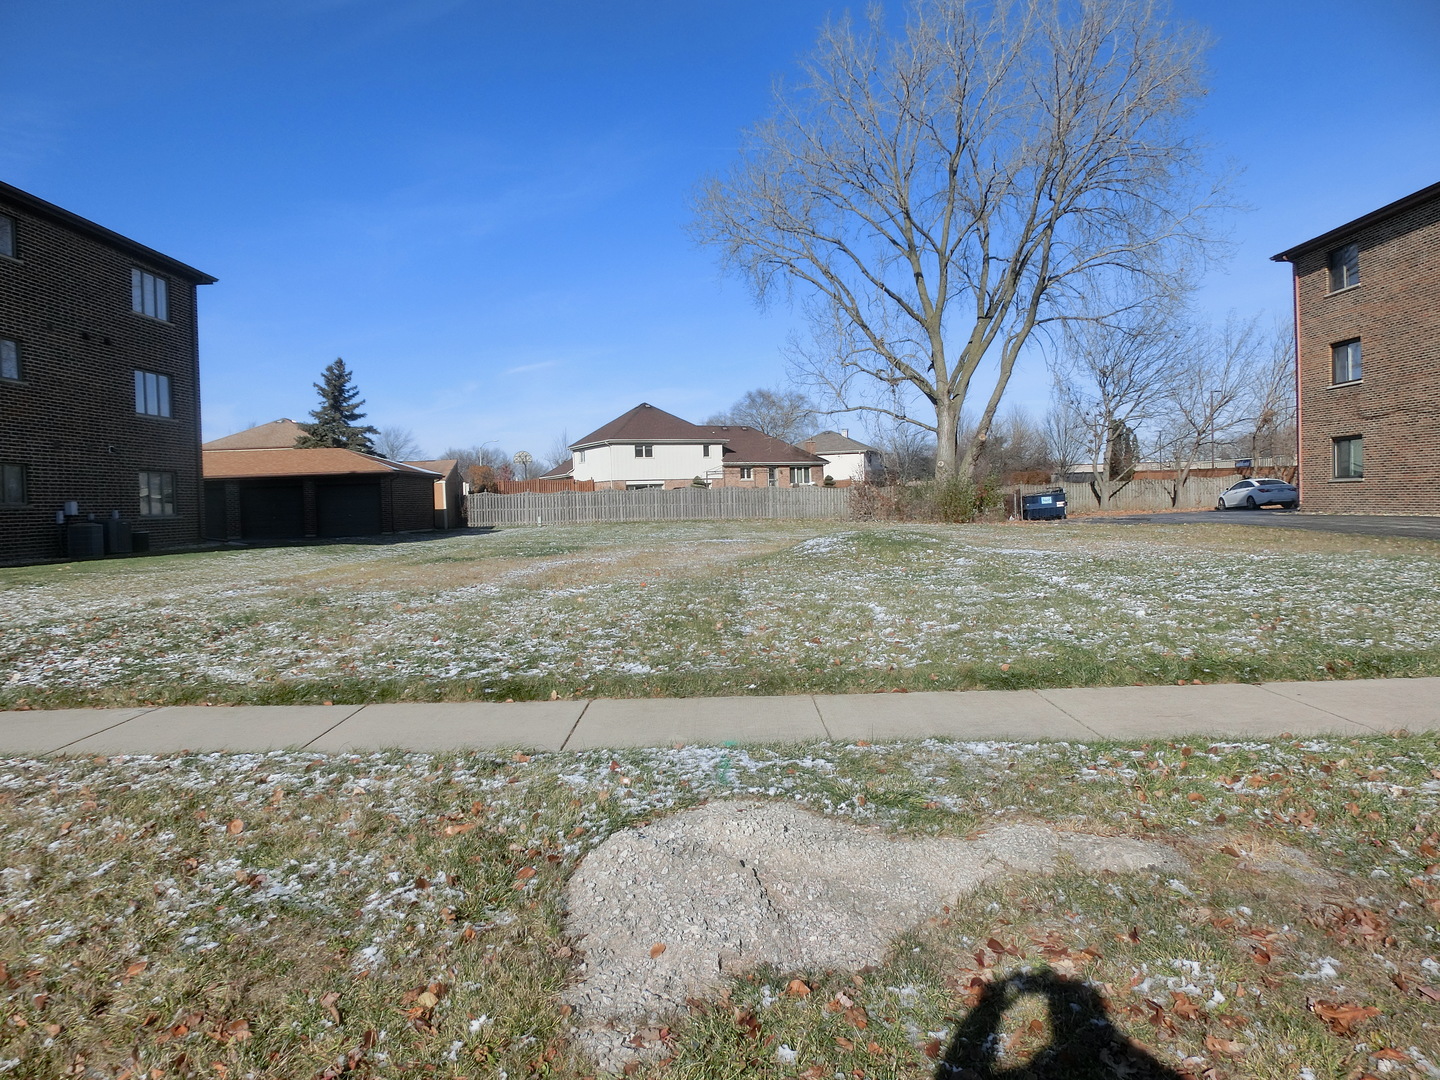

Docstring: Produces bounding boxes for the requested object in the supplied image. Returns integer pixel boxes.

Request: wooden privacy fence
[469,486,852,525]
[1013,475,1247,513]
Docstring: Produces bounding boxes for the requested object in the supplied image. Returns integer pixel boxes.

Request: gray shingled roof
[805,430,878,453]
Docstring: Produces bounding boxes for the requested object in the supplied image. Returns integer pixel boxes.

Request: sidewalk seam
[1031,690,1104,738]
[297,704,371,750]
[559,700,594,752]
[1254,683,1385,733]
[49,706,162,754]
[809,695,832,740]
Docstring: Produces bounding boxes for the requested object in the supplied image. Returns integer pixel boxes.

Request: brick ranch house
[0,180,215,564]
[541,403,829,489]
[203,419,465,531]
[1272,179,1440,514]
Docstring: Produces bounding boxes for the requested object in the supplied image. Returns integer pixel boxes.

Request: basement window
[138,471,176,516]
[0,463,25,505]
[1333,436,1363,480]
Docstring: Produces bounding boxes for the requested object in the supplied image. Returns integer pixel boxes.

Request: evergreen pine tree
[296,358,379,454]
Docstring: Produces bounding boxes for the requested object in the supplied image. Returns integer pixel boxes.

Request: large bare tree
[706,387,816,444]
[694,0,1221,479]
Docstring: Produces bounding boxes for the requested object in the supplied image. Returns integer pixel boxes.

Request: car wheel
[1245,496,1257,510]
[1216,499,1227,511]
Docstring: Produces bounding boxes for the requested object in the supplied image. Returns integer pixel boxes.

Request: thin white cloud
[503,360,560,376]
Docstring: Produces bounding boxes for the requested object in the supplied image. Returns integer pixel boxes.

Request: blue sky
[3,0,1437,459]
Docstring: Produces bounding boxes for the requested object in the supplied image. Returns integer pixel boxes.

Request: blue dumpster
[1021,489,1066,521]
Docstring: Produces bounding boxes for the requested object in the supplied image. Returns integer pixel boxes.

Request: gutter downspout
[1291,268,1303,505]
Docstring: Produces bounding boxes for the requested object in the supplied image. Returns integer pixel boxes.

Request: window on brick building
[134,370,171,417]
[790,466,813,485]
[0,215,14,259]
[1331,339,1362,384]
[138,471,176,516]
[740,466,753,480]
[634,444,653,458]
[1333,436,1363,480]
[767,467,778,487]
[0,464,25,505]
[1,339,19,381]
[1328,243,1359,291]
[131,268,169,320]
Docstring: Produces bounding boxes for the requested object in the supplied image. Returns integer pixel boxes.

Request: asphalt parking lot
[1084,508,1440,540]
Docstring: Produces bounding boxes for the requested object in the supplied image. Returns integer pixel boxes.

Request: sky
[3,0,1438,461]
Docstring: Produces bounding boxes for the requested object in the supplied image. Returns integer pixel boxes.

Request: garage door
[240,484,305,540]
[317,483,381,537]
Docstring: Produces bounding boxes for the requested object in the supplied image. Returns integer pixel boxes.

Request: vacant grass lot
[4,521,1440,708]
[2,735,1438,1079]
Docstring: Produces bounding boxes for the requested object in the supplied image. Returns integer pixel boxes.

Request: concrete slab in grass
[1039,683,1370,739]
[309,701,586,752]
[62,705,363,754]
[566,696,825,750]
[1260,678,1440,733]
[0,708,157,755]
[815,690,1089,742]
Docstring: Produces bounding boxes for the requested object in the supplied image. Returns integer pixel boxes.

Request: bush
[849,474,1003,523]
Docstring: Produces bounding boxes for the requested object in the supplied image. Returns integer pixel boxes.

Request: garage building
[202,447,440,541]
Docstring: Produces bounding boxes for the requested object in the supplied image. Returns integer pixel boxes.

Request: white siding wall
[819,451,867,483]
[571,442,719,485]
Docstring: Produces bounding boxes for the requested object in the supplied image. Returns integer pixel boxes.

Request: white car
[1217,478,1298,510]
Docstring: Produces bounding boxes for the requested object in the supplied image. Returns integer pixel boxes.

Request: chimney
[842,428,849,438]
[803,439,815,453]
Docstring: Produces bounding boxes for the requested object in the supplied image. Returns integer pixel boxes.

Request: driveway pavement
[1084,508,1440,540]
[3,678,1436,754]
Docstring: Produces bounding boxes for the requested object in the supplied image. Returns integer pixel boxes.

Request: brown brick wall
[0,195,208,562]
[1291,193,1440,513]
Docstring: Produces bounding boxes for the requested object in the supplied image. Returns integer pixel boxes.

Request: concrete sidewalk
[3,678,1437,755]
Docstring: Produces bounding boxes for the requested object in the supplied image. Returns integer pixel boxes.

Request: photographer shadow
[937,971,1186,1079]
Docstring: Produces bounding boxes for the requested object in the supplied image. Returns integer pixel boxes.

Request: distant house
[0,180,216,564]
[546,403,828,489]
[1272,179,1440,513]
[202,447,440,541]
[802,430,883,485]
[202,417,309,450]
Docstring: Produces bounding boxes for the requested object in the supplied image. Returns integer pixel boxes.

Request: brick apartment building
[1272,179,1440,514]
[0,181,216,563]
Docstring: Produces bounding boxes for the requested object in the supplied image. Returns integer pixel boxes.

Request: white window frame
[634,444,653,458]
[1331,339,1361,384]
[739,466,753,480]
[0,338,19,381]
[790,466,813,485]
[134,370,172,417]
[0,463,25,505]
[1333,436,1363,480]
[131,268,169,321]
[767,467,778,487]
[138,471,176,516]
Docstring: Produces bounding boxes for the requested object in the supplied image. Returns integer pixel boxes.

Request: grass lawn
[2,734,1438,1079]
[3,521,1440,709]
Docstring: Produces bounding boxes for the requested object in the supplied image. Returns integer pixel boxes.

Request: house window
[767,467,778,487]
[702,444,710,457]
[131,268,169,321]
[578,450,586,463]
[739,466,753,480]
[1333,436,1363,480]
[0,463,25,505]
[138,471,176,516]
[0,215,14,259]
[790,466,813,485]
[634,444,653,458]
[1328,243,1359,291]
[1,338,19,381]
[1331,339,1362,384]
[134,370,171,417]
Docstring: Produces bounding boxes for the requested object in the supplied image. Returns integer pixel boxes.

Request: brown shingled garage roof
[203,448,442,480]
